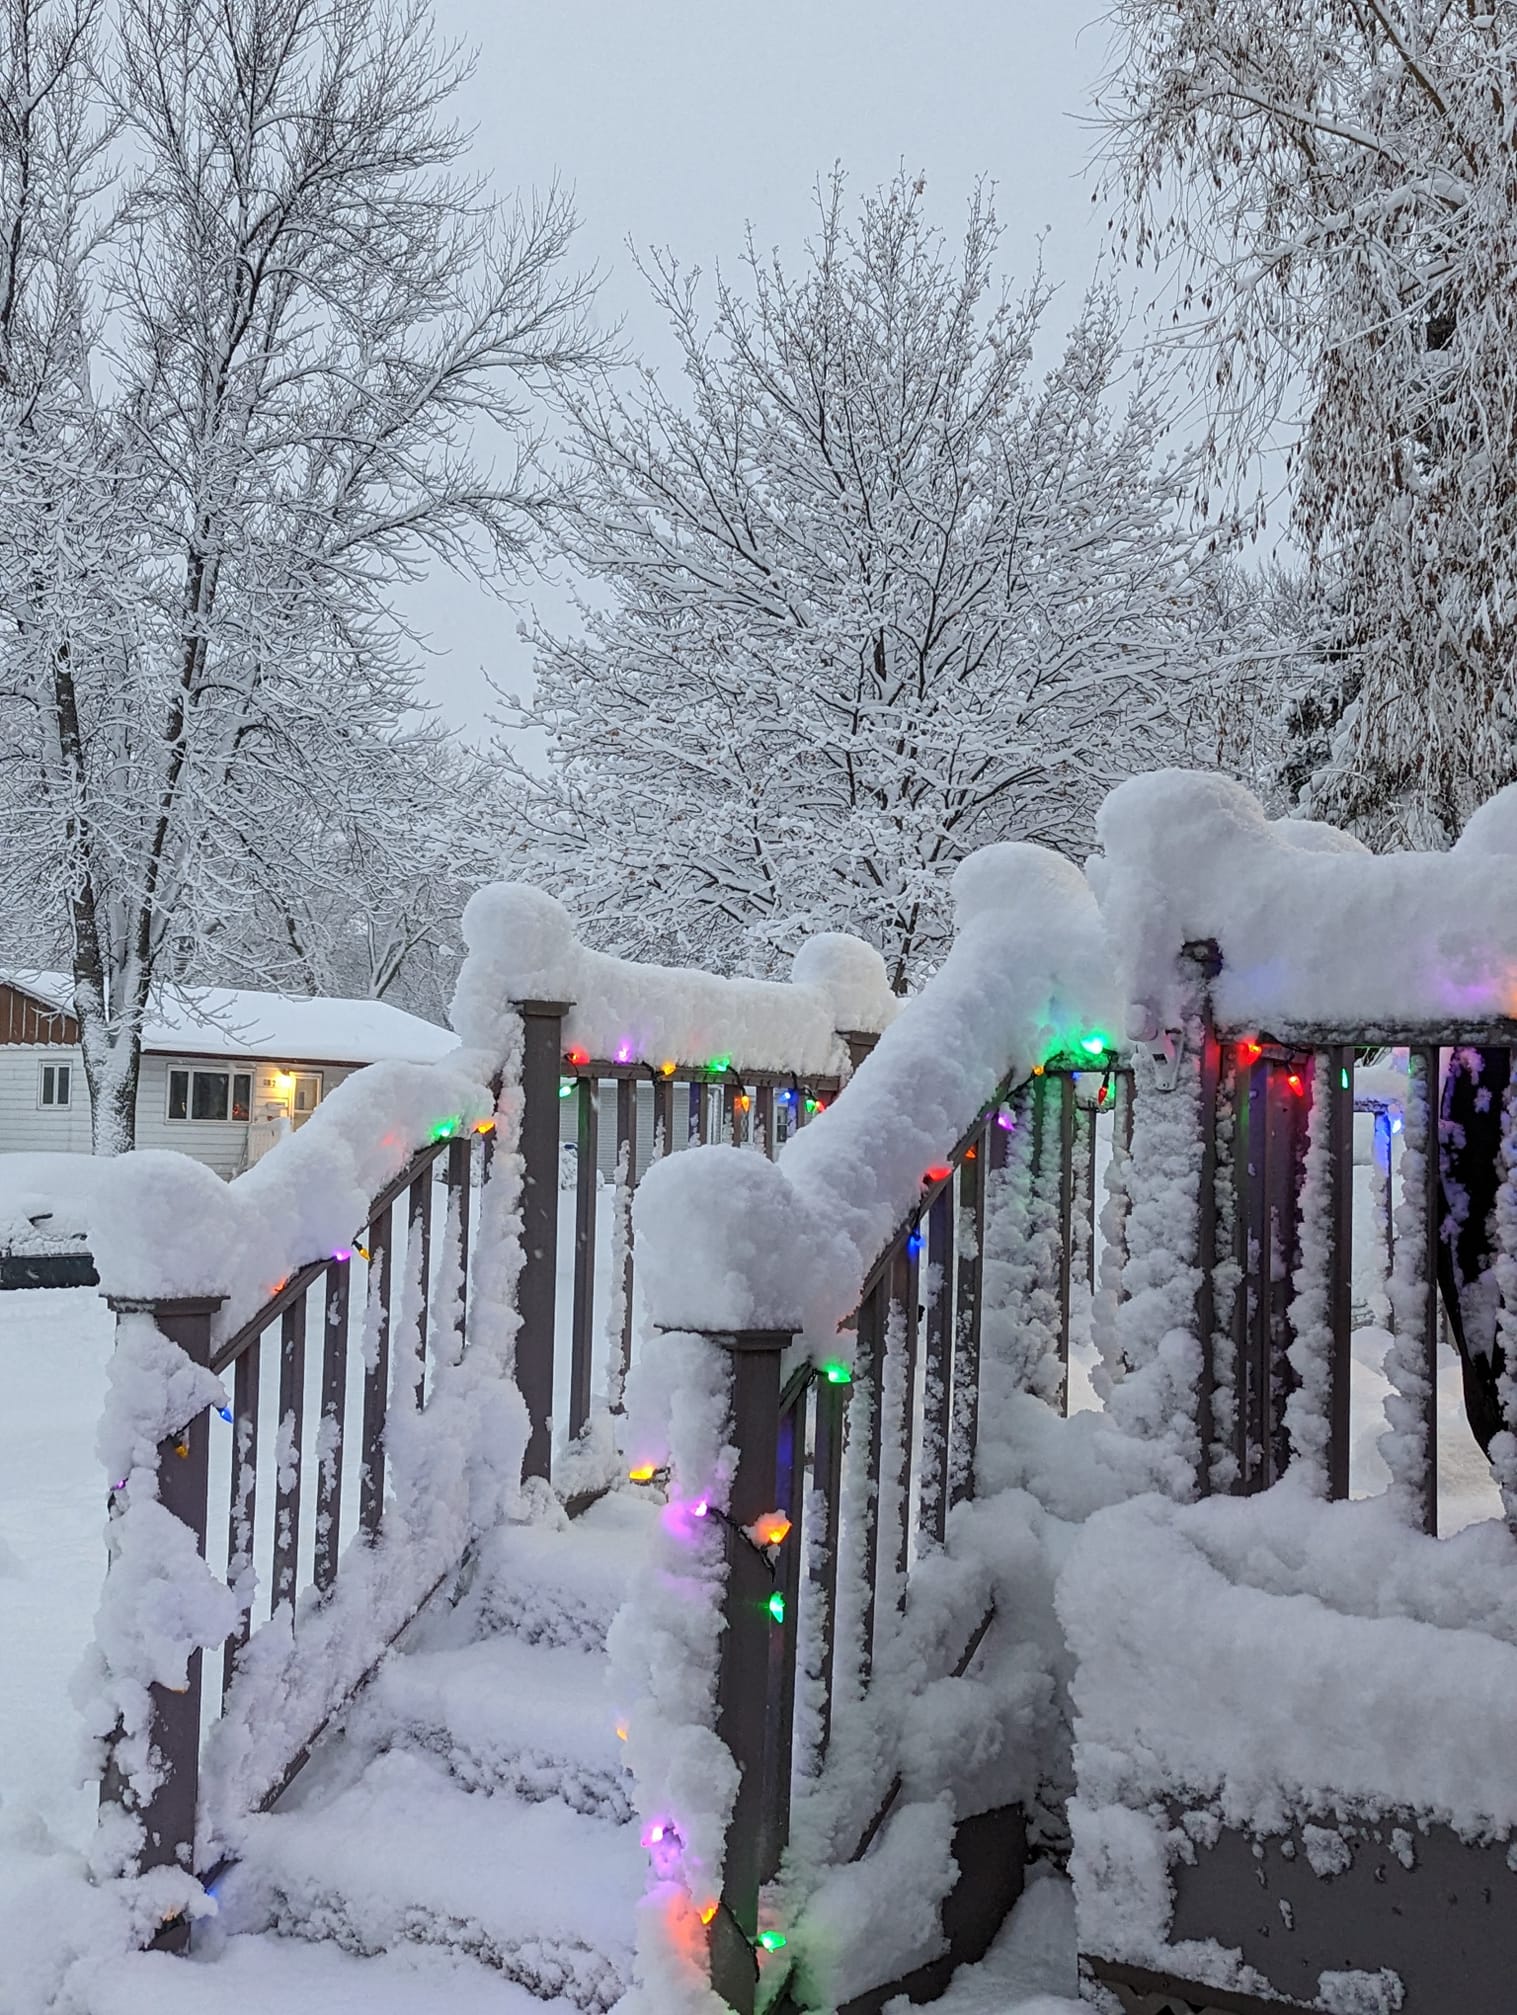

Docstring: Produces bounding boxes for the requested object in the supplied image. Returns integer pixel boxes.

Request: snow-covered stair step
[232,1746,641,2012]
[461,1490,658,1656]
[350,1634,633,1822]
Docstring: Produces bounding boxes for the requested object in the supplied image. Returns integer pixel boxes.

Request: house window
[167,1068,253,1123]
[39,1062,72,1108]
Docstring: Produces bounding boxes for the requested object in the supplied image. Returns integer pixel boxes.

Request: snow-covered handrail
[632,842,1120,1345]
[82,1041,519,1929]
[90,1057,494,1348]
[1091,770,1517,1042]
[451,881,900,1082]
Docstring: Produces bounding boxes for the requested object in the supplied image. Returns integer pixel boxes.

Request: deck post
[516,999,571,1483]
[101,1292,225,1945]
[840,1029,879,1077]
[709,1325,794,2014]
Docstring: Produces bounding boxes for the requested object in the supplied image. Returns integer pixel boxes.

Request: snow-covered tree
[0,0,598,1149]
[1102,1,1517,845]
[506,172,1234,988]
[202,736,517,1024]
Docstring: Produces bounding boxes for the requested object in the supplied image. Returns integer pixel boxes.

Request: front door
[291,1072,323,1128]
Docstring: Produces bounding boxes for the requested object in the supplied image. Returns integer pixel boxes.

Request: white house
[0,972,459,1178]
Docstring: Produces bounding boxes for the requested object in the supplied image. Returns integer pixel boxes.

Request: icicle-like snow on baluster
[1381,1052,1437,1529]
[916,1244,948,1541]
[1207,1072,1241,1492]
[1089,1085,1132,1405]
[980,1083,1063,1411]
[1487,1073,1517,1529]
[1284,1055,1335,1494]
[1106,1011,1206,1499]
[603,1134,633,1413]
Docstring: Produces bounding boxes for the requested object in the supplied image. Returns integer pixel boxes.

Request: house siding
[0,1046,94,1154]
[0,1047,362,1176]
[0,982,77,1046]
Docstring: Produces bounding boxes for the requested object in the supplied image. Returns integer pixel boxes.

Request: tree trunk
[79,1015,142,1156]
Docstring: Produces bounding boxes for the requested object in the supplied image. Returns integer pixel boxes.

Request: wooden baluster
[407,1165,432,1408]
[920,1180,955,1544]
[569,1075,599,1441]
[273,1293,307,1608]
[950,1122,990,1507]
[225,1336,260,1687]
[810,1367,847,1758]
[359,1200,393,1534]
[314,1260,349,1593]
[517,1000,569,1484]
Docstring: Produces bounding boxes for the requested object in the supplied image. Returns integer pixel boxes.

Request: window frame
[165,1064,255,1125]
[38,1060,72,1109]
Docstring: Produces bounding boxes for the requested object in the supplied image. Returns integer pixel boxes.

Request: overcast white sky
[408,0,1114,740]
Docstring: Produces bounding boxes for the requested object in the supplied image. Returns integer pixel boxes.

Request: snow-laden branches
[1103,0,1517,844]
[0,0,602,1146]
[503,170,1240,989]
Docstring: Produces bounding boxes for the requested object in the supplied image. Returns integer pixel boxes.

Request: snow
[606,1327,738,2015]
[0,1288,115,1851]
[1060,1486,1517,1982]
[88,1059,496,1334]
[883,1871,1082,2014]
[2,971,457,1066]
[1090,771,1517,1033]
[0,1154,108,1251]
[13,784,1517,2012]
[451,882,897,1084]
[634,841,1121,1343]
[799,1796,958,2008]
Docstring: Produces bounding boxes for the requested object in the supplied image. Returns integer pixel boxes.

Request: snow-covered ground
[0,1286,112,1854]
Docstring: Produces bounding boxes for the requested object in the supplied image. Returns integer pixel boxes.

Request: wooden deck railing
[101,1000,871,1942]
[685,1052,1131,2012]
[515,1000,855,1489]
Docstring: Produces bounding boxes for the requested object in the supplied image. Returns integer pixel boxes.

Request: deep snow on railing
[1073,773,1517,2014]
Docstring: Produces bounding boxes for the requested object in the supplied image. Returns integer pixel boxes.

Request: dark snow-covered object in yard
[1091,769,1517,1033]
[0,1152,102,1286]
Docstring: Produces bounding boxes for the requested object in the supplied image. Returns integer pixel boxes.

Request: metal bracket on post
[707,1325,795,2015]
[102,1291,225,1949]
[1148,1028,1184,1093]
[515,999,572,1484]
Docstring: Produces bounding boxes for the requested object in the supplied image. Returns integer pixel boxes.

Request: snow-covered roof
[1,970,458,1067]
